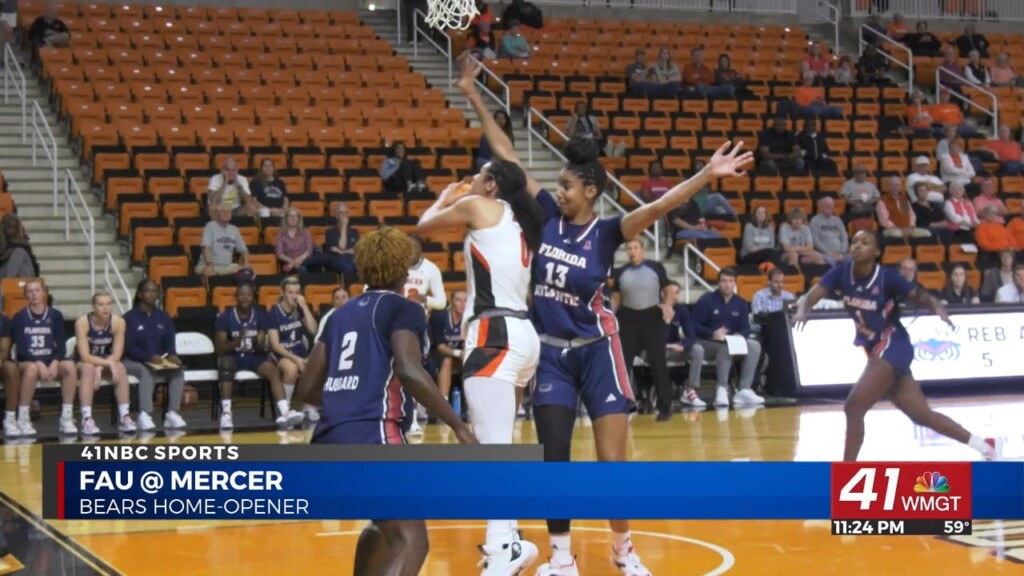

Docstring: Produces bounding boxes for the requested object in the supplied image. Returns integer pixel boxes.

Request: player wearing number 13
[792,230,1000,462]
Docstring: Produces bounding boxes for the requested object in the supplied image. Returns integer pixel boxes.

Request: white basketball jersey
[464,200,531,318]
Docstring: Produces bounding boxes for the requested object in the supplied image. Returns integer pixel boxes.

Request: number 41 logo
[840,468,900,511]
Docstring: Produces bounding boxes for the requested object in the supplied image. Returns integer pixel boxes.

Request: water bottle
[451,388,462,419]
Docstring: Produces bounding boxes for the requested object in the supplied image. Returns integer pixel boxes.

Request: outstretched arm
[620,141,753,241]
[791,284,829,328]
[909,286,953,326]
[415,184,488,236]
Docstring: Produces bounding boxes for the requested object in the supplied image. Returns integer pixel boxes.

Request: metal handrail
[2,44,27,142]
[103,252,132,314]
[935,67,999,137]
[473,58,512,115]
[63,169,95,295]
[858,25,914,94]
[31,101,59,215]
[412,9,453,89]
[681,244,718,303]
[525,107,661,260]
[811,0,840,57]
[395,0,402,48]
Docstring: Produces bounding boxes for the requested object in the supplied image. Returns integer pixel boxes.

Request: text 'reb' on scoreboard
[831,463,973,537]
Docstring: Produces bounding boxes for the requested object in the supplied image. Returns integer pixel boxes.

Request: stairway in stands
[0,48,136,317]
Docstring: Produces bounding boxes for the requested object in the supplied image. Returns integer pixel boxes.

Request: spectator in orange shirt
[793,72,841,120]
[877,176,932,239]
[801,43,833,81]
[986,125,1024,175]
[972,178,1009,224]
[975,206,1019,252]
[886,13,909,40]
[931,90,964,127]
[681,48,734,99]
[990,53,1020,87]
[906,91,936,135]
[1008,203,1024,248]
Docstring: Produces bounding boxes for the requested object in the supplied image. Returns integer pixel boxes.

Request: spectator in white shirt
[840,165,880,216]
[963,50,991,86]
[944,182,980,233]
[809,196,848,265]
[779,208,826,266]
[195,205,251,278]
[906,156,946,202]
[935,124,959,159]
[207,158,255,218]
[404,235,447,311]
[940,140,976,186]
[994,264,1024,303]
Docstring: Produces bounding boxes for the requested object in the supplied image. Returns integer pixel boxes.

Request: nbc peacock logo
[914,471,951,493]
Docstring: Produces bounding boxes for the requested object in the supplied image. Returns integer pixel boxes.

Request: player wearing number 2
[295,226,477,576]
[455,53,754,576]
[792,230,1000,462]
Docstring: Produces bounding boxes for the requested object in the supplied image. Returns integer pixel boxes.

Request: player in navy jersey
[1,311,20,438]
[792,230,1000,461]
[295,227,476,576]
[427,290,466,407]
[74,292,136,435]
[10,278,78,437]
[455,53,754,576]
[267,276,320,423]
[214,283,300,430]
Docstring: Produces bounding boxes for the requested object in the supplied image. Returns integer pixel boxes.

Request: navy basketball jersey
[11,306,66,362]
[531,189,625,340]
[315,291,428,430]
[84,313,114,358]
[0,313,11,342]
[268,303,309,358]
[818,260,916,349]
[214,307,265,356]
[428,309,463,353]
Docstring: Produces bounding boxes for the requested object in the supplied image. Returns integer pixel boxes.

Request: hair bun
[563,138,600,165]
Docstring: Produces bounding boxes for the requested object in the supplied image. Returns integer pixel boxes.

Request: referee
[611,238,675,421]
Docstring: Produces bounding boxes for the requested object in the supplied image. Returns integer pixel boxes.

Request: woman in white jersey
[416,160,545,576]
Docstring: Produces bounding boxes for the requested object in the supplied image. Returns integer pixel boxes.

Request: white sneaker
[80,417,101,436]
[612,546,652,576]
[59,417,78,436]
[276,409,305,427]
[136,411,156,431]
[680,387,706,408]
[535,558,579,576]
[219,412,234,430]
[3,418,21,437]
[164,411,187,429]
[478,538,538,576]
[713,387,729,407]
[408,420,424,437]
[303,405,321,423]
[17,419,37,436]
[984,437,1003,461]
[732,388,765,406]
[119,414,137,433]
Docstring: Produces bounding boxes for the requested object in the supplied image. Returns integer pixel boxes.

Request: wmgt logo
[914,471,951,493]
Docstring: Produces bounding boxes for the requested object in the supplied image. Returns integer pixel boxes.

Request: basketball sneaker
[713,387,729,407]
[407,419,424,436]
[303,405,321,423]
[535,557,579,576]
[136,411,156,432]
[119,414,137,433]
[984,437,1003,461]
[219,412,234,430]
[80,417,101,437]
[276,409,304,427]
[18,419,37,436]
[612,546,652,576]
[58,416,78,436]
[478,537,538,576]
[164,411,187,429]
[3,417,20,437]
[679,387,706,408]
[732,388,765,406]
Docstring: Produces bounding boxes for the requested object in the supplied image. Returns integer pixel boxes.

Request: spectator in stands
[779,207,826,266]
[123,278,187,432]
[324,203,359,285]
[940,140,977,187]
[474,110,514,170]
[994,264,1024,304]
[752,268,794,315]
[470,0,494,31]
[276,208,325,274]
[799,117,836,174]
[801,43,832,81]
[639,161,674,201]
[610,239,675,421]
[898,258,918,286]
[404,234,446,311]
[964,50,991,86]
[975,206,1019,252]
[691,268,764,407]
[878,176,932,239]
[981,249,1017,302]
[939,263,980,305]
[954,23,989,59]
[857,44,889,84]
[863,13,885,46]
[990,53,1020,87]
[382,141,427,195]
[28,2,69,50]
[834,55,855,84]
[793,72,842,120]
[986,125,1024,175]
[911,182,949,237]
[740,205,778,265]
[715,54,747,96]
[501,0,542,30]
[810,196,848,265]
[498,20,531,59]
[944,182,980,234]
[931,91,976,133]
[196,204,251,279]
[1010,204,1024,247]
[467,19,497,60]
[904,21,942,57]
[759,117,805,174]
[207,158,254,219]
[0,214,39,278]
[565,102,617,158]
[906,91,937,136]
[661,281,703,408]
[314,287,350,342]
[668,160,735,241]
[973,178,1009,223]
[906,156,945,202]
[625,49,660,97]
[886,12,909,40]
[938,48,965,94]
[650,48,683,95]
[249,158,289,218]
[682,47,734,99]
[841,165,881,216]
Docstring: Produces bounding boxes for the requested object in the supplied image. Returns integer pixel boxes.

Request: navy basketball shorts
[311,419,407,445]
[867,328,914,379]
[532,334,634,419]
[230,353,268,373]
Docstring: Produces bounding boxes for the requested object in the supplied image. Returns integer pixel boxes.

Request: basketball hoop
[425,0,478,31]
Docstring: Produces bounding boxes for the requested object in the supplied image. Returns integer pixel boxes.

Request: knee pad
[217,357,237,382]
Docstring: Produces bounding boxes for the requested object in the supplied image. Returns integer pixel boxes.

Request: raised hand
[706,141,755,178]
[455,52,482,95]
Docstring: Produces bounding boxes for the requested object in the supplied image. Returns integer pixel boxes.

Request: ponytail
[487,160,544,253]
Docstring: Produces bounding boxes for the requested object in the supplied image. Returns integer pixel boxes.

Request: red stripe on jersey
[383,420,405,444]
[608,334,634,400]
[385,375,404,421]
[871,326,894,359]
[470,243,491,272]
[589,288,619,337]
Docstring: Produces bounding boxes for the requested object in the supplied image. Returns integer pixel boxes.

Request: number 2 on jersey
[544,262,568,288]
[339,332,358,370]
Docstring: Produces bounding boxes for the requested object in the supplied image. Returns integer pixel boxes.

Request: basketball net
[425,0,479,31]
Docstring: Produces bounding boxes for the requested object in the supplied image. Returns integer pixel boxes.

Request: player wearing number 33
[792,230,1001,462]
[295,226,477,576]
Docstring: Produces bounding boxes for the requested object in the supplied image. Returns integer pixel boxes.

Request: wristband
[453,350,462,359]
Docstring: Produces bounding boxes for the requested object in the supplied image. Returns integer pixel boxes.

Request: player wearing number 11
[792,230,1000,462]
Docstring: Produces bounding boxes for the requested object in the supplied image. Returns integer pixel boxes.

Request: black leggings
[535,405,575,534]
[617,307,673,414]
